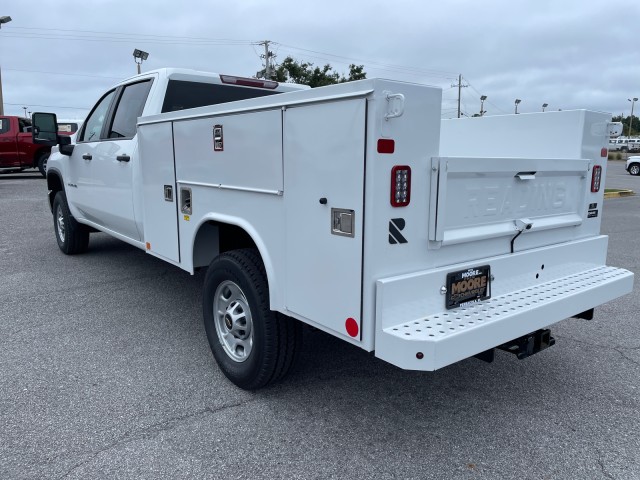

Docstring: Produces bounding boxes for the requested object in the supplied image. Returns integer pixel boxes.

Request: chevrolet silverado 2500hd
[32,68,633,390]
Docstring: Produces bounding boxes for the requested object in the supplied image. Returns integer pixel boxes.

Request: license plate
[445,265,491,309]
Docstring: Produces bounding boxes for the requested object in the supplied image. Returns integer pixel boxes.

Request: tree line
[257,56,366,87]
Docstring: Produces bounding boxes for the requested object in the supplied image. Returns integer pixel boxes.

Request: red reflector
[345,318,359,337]
[601,148,608,157]
[377,139,395,154]
[219,74,278,89]
[591,165,602,192]
[391,165,411,207]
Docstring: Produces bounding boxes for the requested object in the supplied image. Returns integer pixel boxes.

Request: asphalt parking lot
[1,166,639,479]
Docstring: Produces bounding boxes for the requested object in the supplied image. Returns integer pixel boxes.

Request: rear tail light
[391,166,411,207]
[591,165,602,192]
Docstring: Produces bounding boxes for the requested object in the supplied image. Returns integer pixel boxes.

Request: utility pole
[259,40,275,79]
[452,74,468,118]
[0,69,4,116]
[0,15,13,116]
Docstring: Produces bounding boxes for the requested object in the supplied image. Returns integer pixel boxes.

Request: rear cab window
[161,80,279,113]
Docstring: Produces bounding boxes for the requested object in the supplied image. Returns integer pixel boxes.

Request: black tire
[52,191,90,254]
[37,152,50,178]
[203,248,301,390]
[629,163,640,176]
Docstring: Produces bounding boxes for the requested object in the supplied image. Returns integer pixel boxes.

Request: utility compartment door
[138,122,180,263]
[283,99,366,339]
[429,156,590,248]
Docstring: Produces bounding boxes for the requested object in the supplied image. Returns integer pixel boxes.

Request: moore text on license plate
[446,265,491,309]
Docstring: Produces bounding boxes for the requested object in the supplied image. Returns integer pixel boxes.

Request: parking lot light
[628,97,638,138]
[133,49,149,75]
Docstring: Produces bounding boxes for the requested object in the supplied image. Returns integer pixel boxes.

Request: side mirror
[59,136,74,156]
[32,112,59,146]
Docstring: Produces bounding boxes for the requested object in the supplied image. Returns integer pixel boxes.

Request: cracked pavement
[1,166,639,479]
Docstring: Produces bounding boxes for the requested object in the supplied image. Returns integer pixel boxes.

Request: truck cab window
[161,80,278,113]
[109,80,153,139]
[18,118,31,133]
[0,119,8,134]
[80,90,116,142]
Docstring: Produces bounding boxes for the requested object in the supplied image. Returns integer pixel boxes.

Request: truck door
[0,117,18,168]
[283,99,366,340]
[70,80,153,241]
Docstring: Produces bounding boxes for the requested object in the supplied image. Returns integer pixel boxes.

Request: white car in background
[626,156,640,175]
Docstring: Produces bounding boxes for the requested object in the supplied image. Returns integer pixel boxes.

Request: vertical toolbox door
[283,98,366,340]
[139,121,180,263]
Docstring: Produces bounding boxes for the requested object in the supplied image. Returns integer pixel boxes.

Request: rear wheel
[629,163,640,176]
[203,248,301,390]
[37,152,50,177]
[52,191,90,254]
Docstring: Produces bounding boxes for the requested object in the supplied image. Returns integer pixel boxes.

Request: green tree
[257,56,366,87]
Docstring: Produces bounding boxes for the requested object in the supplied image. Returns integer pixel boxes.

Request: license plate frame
[445,265,491,310]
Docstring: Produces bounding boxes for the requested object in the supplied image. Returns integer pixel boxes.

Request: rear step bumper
[375,264,633,371]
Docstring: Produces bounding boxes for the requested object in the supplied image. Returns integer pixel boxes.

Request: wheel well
[193,221,258,269]
[47,172,63,209]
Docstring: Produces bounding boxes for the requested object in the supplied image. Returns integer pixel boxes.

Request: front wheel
[37,152,50,177]
[629,163,640,176]
[52,191,90,254]
[203,248,301,390]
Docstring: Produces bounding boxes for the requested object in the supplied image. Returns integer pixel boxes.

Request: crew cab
[32,69,633,390]
[0,116,51,176]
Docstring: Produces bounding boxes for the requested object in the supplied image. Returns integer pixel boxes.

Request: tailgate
[429,156,591,249]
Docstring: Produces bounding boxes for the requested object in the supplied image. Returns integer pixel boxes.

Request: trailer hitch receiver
[497,329,555,360]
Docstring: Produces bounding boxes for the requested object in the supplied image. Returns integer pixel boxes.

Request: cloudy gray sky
[1,0,638,121]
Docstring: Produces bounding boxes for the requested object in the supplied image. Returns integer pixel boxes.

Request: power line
[5,102,89,110]
[274,42,459,80]
[465,80,509,115]
[5,68,121,80]
[5,26,254,45]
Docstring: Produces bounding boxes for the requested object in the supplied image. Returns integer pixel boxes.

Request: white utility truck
[33,68,633,390]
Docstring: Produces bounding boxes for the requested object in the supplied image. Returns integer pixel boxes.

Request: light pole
[514,99,521,114]
[542,103,548,112]
[133,49,149,75]
[628,97,638,137]
[480,95,487,116]
[0,15,12,116]
[22,106,26,118]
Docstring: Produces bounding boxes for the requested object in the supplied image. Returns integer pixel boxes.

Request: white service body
[46,69,633,372]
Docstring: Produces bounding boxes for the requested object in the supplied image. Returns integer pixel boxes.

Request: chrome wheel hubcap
[56,205,66,243]
[213,280,253,362]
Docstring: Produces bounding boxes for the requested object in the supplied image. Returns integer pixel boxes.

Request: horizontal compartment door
[429,157,591,246]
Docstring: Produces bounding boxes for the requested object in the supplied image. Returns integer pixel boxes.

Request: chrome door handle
[82,154,92,160]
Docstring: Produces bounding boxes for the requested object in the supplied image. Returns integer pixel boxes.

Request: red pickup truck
[0,116,51,177]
